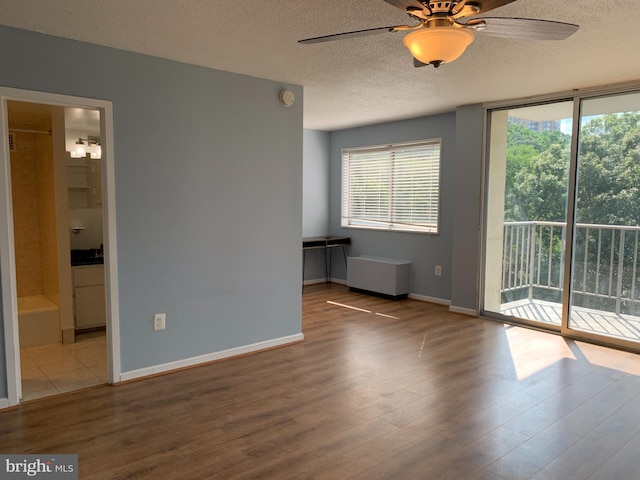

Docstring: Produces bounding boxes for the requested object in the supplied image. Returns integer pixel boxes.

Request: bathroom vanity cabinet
[72,264,106,330]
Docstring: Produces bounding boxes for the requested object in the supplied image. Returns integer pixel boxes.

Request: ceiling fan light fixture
[403,26,475,66]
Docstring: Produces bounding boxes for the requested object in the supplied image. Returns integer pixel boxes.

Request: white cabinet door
[75,284,106,329]
[73,265,106,329]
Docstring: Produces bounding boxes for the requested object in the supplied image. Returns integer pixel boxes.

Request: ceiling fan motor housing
[428,2,457,13]
[422,1,480,17]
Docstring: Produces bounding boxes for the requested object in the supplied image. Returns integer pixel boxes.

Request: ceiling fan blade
[298,25,410,44]
[472,0,518,14]
[382,0,430,19]
[467,17,579,40]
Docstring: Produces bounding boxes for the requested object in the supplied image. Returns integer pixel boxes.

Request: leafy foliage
[505,113,640,226]
[576,113,640,225]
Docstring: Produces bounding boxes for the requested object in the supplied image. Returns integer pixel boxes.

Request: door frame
[0,87,121,406]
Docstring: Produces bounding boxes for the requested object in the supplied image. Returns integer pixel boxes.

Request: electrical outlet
[435,265,442,277]
[153,313,166,331]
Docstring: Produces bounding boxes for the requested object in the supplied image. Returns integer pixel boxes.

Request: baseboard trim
[408,293,451,306]
[303,278,347,286]
[0,398,9,410]
[119,333,304,382]
[303,278,329,285]
[449,305,478,317]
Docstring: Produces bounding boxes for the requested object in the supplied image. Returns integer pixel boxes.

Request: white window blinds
[341,139,441,234]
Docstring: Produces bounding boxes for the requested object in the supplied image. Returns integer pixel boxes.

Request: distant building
[508,116,561,133]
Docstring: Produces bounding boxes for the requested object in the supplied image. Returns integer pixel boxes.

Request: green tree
[504,123,571,222]
[576,112,640,226]
[505,113,640,225]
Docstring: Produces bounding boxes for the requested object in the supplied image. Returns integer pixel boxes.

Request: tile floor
[20,330,107,402]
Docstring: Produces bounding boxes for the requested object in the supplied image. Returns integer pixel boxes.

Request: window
[341,139,441,233]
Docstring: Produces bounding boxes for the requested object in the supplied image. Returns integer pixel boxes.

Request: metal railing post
[616,229,625,314]
[528,223,536,300]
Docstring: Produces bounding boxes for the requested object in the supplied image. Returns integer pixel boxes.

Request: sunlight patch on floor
[326,300,400,319]
[505,325,577,380]
[569,341,640,376]
[326,300,371,313]
[375,312,399,319]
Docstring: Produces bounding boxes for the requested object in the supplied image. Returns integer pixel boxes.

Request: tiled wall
[36,133,60,304]
[10,130,60,304]
[10,132,43,297]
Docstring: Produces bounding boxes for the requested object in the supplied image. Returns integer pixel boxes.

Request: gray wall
[0,25,303,392]
[303,129,330,237]
[328,113,457,301]
[451,104,485,312]
[302,130,330,282]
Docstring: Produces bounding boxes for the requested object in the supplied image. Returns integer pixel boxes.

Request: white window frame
[341,139,442,234]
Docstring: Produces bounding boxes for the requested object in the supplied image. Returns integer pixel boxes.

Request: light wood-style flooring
[2,283,640,479]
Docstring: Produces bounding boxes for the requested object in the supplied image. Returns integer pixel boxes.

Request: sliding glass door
[483,88,640,349]
[483,101,573,329]
[568,92,640,342]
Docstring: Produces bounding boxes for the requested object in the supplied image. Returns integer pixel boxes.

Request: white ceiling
[1,0,639,131]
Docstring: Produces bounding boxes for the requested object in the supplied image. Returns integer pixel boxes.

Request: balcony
[498,221,640,341]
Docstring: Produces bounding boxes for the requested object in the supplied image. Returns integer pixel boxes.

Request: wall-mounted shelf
[67,153,101,208]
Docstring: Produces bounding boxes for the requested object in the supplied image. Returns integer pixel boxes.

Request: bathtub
[17,295,60,348]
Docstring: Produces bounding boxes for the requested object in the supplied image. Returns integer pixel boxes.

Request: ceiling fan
[298,0,579,68]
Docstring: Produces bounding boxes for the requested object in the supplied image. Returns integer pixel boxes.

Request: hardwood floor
[2,283,640,479]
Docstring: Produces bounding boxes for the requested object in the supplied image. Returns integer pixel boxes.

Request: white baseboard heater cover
[347,256,411,300]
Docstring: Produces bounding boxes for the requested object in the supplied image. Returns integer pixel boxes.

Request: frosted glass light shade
[71,145,86,158]
[403,27,475,65]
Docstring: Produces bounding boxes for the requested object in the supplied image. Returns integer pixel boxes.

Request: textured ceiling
[1,0,639,131]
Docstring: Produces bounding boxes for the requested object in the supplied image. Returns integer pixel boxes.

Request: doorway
[8,101,108,401]
[482,88,640,351]
[0,88,120,406]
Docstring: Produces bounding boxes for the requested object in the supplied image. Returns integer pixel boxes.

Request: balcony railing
[502,221,640,315]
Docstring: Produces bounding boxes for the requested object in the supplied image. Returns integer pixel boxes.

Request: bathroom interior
[8,100,108,402]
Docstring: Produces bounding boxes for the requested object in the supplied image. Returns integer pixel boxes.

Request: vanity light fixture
[71,139,86,158]
[70,136,102,159]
